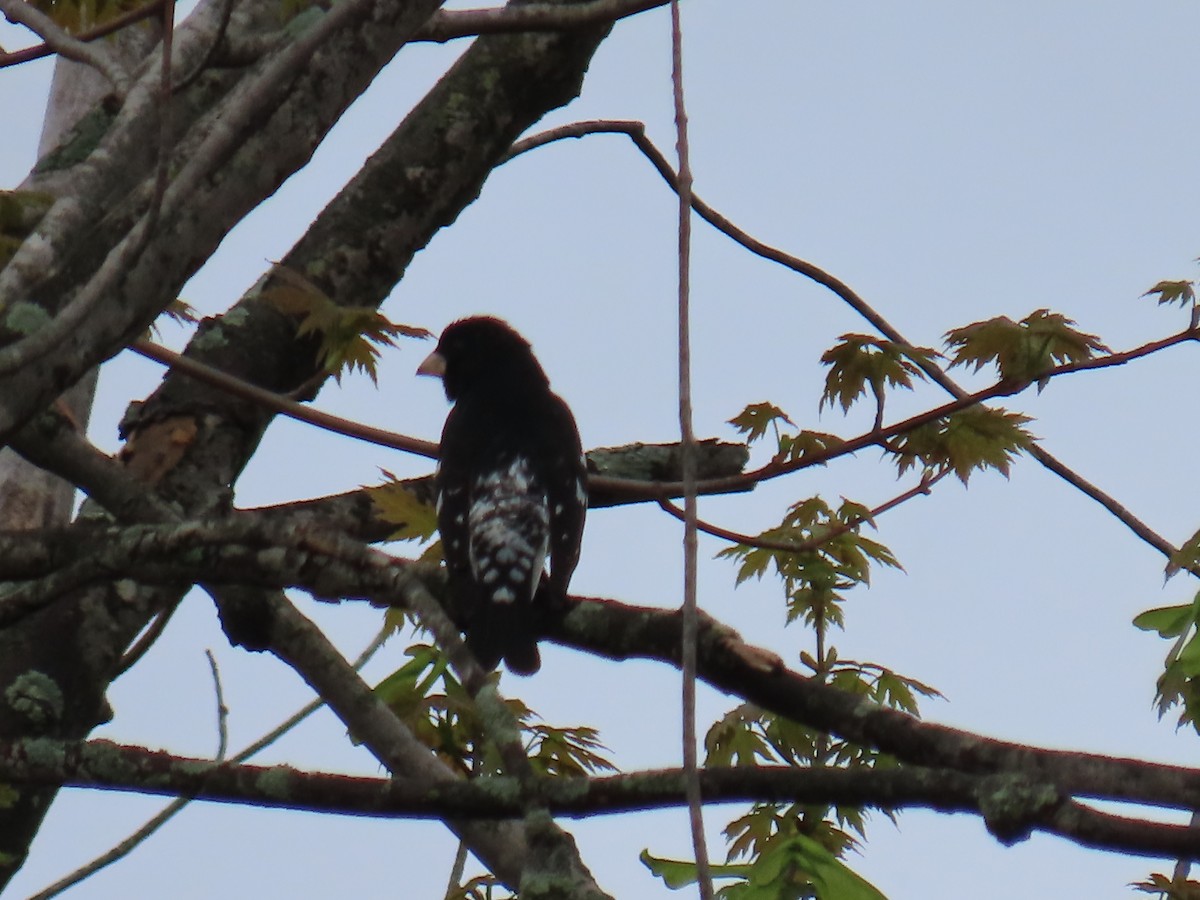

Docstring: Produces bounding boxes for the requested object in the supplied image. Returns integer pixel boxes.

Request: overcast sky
[3,2,1200,898]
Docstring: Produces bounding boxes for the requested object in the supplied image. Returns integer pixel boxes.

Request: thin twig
[205,649,229,761]
[667,4,712,898]
[657,469,947,554]
[114,600,181,677]
[27,629,388,900]
[132,340,438,458]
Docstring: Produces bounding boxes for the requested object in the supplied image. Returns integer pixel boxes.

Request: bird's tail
[465,605,540,676]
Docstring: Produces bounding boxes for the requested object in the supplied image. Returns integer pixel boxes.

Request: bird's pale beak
[417,350,446,378]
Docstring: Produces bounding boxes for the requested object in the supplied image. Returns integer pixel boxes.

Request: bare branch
[1,738,1198,860]
[0,0,131,92]
[656,468,947,553]
[133,340,439,459]
[666,3,711,895]
[0,0,161,69]
[417,0,666,43]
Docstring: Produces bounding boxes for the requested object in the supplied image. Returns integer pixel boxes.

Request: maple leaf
[527,723,617,776]
[1131,873,1200,899]
[146,298,199,339]
[369,477,438,541]
[893,406,1036,484]
[776,429,846,467]
[1166,527,1200,580]
[1143,279,1197,308]
[264,264,431,384]
[819,334,939,414]
[728,402,795,444]
[945,309,1108,388]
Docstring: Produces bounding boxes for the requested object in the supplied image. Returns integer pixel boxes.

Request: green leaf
[1167,527,1200,579]
[719,495,902,629]
[776,430,845,467]
[945,309,1108,387]
[643,837,888,900]
[705,706,776,768]
[1144,280,1197,308]
[1175,633,1200,678]
[264,264,431,384]
[820,334,939,414]
[639,850,753,890]
[893,406,1035,484]
[1133,603,1196,638]
[527,723,617,776]
[369,478,438,542]
[729,402,795,444]
[787,835,888,900]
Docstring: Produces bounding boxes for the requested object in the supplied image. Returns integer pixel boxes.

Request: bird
[417,316,587,675]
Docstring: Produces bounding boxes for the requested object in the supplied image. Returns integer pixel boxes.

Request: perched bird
[417,317,587,675]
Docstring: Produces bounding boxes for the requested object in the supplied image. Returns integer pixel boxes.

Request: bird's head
[417,316,548,400]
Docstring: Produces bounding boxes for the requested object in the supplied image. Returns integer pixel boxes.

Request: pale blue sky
[3,3,1200,898]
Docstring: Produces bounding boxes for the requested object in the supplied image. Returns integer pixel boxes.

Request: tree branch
[0,0,162,68]
[505,118,1198,571]
[0,0,131,92]
[0,515,1195,821]
[417,0,666,42]
[0,738,1197,859]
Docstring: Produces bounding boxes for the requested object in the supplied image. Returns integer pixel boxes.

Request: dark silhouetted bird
[417,317,586,675]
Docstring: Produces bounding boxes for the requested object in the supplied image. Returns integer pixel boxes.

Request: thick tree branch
[0,516,1195,820]
[417,0,666,42]
[0,738,1196,859]
[0,0,443,442]
[548,598,1200,813]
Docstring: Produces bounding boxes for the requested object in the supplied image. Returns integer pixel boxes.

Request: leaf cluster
[265,265,430,384]
[728,402,845,469]
[1133,593,1200,730]
[819,334,939,415]
[944,309,1108,388]
[891,406,1035,485]
[641,834,887,900]
[374,643,615,777]
[717,496,900,630]
[644,656,937,897]
[704,655,938,858]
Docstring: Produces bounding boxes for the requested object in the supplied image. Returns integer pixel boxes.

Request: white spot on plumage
[466,455,550,605]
